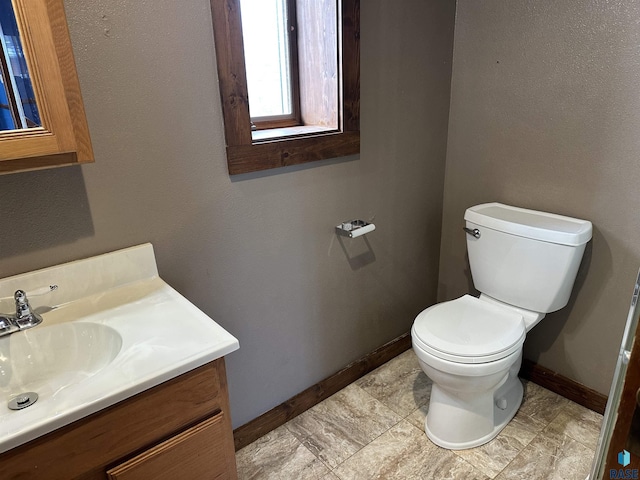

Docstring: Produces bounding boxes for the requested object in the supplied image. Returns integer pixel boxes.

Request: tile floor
[236,350,603,480]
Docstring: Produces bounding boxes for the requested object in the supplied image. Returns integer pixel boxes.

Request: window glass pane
[239,0,292,118]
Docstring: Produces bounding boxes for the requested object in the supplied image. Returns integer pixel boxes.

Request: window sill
[252,125,337,142]
[227,129,360,175]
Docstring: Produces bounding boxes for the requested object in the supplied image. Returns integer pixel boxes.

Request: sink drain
[8,392,38,410]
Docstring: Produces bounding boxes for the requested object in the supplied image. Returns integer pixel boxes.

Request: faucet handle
[13,289,44,327]
[14,286,57,316]
[1,285,58,303]
[24,285,58,297]
[14,290,33,320]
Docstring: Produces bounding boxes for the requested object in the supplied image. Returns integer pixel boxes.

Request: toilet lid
[413,295,526,363]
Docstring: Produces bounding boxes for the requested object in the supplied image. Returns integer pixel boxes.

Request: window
[210,0,359,175]
[239,0,299,129]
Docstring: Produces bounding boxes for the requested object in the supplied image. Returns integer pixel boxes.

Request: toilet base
[425,364,523,450]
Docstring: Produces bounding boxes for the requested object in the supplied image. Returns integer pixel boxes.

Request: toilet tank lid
[464,203,593,246]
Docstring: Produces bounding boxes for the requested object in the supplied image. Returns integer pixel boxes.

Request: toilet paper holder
[335,220,376,238]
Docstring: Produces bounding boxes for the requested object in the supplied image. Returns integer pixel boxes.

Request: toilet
[412,202,592,450]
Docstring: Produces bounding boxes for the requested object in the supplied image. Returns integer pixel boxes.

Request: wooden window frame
[210,0,360,175]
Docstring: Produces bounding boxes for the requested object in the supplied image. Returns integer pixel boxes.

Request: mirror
[0,0,40,131]
[0,0,93,175]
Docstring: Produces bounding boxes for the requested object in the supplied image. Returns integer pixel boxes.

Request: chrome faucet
[0,286,56,338]
[13,290,43,329]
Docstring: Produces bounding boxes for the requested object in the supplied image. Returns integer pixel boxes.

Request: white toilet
[412,202,592,450]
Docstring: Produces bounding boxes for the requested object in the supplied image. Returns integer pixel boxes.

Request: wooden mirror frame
[0,0,93,175]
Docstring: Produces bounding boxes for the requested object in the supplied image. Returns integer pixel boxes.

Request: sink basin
[0,243,239,454]
[0,322,122,398]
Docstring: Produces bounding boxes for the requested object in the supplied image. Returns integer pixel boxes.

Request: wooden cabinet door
[107,412,235,480]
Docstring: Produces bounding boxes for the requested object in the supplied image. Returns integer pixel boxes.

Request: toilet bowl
[412,202,592,450]
[412,294,526,449]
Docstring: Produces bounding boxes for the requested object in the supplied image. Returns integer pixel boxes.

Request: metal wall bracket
[335,220,376,238]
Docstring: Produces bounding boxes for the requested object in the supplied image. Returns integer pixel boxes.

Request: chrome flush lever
[463,227,481,239]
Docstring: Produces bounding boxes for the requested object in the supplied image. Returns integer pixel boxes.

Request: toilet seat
[412,295,526,364]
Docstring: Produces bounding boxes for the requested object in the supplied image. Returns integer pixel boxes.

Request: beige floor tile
[543,400,604,450]
[517,380,570,425]
[511,405,550,433]
[453,411,547,478]
[237,349,601,480]
[322,474,341,480]
[356,350,432,417]
[494,432,595,480]
[236,425,331,480]
[285,384,402,469]
[405,402,429,432]
[333,420,489,480]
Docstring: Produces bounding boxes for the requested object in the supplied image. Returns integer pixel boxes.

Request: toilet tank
[464,203,592,313]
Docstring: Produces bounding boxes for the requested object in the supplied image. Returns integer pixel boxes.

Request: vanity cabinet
[0,358,238,480]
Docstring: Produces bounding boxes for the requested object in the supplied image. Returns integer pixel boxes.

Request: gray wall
[439,0,640,395]
[0,0,456,427]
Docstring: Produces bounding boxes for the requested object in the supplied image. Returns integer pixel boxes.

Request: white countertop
[0,244,239,453]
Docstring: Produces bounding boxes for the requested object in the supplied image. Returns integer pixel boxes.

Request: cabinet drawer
[107,411,233,480]
[0,360,231,479]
